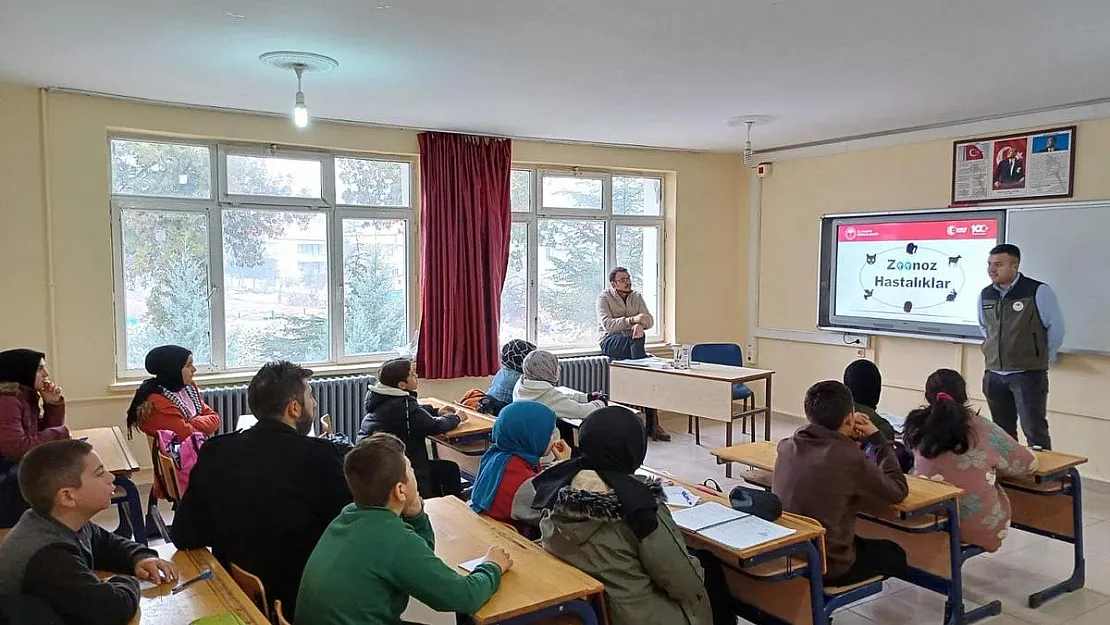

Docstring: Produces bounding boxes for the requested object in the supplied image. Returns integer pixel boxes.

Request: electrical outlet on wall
[841,333,869,348]
[746,340,758,363]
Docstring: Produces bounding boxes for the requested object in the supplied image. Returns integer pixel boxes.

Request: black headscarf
[531,406,659,540]
[0,349,45,389]
[126,345,192,437]
[844,359,882,409]
[500,339,537,374]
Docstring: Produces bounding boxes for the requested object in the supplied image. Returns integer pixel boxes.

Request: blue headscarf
[469,401,557,514]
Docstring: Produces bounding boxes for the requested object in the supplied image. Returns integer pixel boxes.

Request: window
[504,169,665,348]
[111,138,414,376]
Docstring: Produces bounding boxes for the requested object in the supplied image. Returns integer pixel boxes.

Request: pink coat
[912,414,1037,551]
[0,383,68,461]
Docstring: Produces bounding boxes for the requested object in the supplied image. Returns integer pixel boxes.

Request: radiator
[201,374,374,438]
[558,355,611,395]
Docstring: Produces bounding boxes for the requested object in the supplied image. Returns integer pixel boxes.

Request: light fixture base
[726,114,776,128]
[259,51,339,73]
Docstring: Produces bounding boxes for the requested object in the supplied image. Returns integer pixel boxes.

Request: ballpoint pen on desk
[681,490,696,507]
[171,567,213,594]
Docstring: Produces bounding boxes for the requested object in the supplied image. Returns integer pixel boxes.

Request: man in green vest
[977,244,1065,449]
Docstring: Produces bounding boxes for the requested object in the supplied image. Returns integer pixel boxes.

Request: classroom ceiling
[2,0,1109,152]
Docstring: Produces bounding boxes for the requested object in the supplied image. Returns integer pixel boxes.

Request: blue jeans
[600,333,660,432]
[600,332,647,360]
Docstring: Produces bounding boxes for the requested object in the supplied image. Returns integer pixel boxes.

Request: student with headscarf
[469,401,570,530]
[0,348,69,527]
[125,345,220,442]
[842,360,897,441]
[512,351,606,423]
[843,359,915,473]
[486,339,536,405]
[510,407,731,625]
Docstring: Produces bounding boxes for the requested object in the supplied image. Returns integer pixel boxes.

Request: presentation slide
[833,218,999,328]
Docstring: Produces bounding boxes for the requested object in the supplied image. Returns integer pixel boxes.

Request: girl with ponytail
[904,368,1038,551]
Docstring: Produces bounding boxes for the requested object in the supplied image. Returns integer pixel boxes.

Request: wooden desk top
[72,427,141,474]
[611,361,775,383]
[1030,449,1088,478]
[424,397,496,439]
[712,441,965,514]
[424,496,602,624]
[639,466,825,571]
[97,543,263,624]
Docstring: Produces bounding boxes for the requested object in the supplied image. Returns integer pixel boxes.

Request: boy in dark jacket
[773,380,909,587]
[358,359,468,498]
[0,439,177,624]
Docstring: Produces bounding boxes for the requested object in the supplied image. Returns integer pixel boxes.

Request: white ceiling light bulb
[259,51,339,130]
[293,64,309,128]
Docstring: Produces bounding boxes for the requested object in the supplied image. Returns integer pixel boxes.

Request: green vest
[980,275,1048,371]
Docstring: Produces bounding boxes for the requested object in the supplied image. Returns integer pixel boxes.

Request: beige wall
[0,83,747,463]
[756,117,1110,480]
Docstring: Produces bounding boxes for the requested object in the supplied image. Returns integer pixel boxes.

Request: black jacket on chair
[357,385,461,495]
[172,419,352,621]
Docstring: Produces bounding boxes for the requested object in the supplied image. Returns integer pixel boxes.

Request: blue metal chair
[689,343,754,445]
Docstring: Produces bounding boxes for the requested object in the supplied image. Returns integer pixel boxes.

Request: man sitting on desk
[597,267,669,441]
[173,361,352,622]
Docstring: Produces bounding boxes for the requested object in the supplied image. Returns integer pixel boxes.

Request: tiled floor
[99,411,1110,625]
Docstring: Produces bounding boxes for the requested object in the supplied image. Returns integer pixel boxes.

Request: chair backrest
[230,563,269,618]
[146,436,183,502]
[273,599,292,625]
[690,343,743,367]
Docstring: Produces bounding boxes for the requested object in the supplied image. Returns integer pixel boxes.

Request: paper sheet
[698,515,797,551]
[458,556,488,573]
[663,486,699,508]
[670,501,747,531]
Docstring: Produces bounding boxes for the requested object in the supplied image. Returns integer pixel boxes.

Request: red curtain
[416,132,512,379]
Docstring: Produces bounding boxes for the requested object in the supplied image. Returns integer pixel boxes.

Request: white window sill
[107,343,671,393]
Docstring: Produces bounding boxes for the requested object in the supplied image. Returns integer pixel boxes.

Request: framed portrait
[952,126,1075,205]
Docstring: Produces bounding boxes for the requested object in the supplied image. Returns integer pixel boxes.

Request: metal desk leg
[498,598,599,625]
[941,498,1001,625]
[801,539,831,625]
[114,475,147,545]
[725,414,733,478]
[1029,467,1086,608]
[764,374,773,442]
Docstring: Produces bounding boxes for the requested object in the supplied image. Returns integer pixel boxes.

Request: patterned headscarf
[500,339,537,374]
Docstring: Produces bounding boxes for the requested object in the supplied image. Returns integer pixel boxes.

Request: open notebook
[671,501,795,551]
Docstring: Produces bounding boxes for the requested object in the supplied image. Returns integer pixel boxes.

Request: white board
[1006,202,1110,355]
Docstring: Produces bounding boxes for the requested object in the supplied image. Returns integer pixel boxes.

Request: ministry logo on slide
[845,226,857,241]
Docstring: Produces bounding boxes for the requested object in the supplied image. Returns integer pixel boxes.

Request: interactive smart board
[818,209,1007,340]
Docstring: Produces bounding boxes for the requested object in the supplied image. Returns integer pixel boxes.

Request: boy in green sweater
[295,433,513,625]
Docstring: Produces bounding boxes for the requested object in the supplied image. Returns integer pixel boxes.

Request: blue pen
[171,567,213,594]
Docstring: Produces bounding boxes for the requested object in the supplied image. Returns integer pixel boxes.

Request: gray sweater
[0,509,156,625]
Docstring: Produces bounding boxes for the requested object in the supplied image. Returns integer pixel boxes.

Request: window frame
[508,167,665,350]
[110,136,416,379]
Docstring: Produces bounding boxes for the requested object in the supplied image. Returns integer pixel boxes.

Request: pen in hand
[171,568,213,594]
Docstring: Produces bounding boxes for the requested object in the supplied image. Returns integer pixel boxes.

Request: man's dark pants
[600,333,659,432]
[983,370,1051,449]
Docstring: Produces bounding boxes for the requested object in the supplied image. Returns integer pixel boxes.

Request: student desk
[712,442,1002,625]
[610,363,774,463]
[1001,449,1088,607]
[72,426,147,545]
[425,397,496,481]
[424,496,605,625]
[123,543,271,624]
[639,466,836,625]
